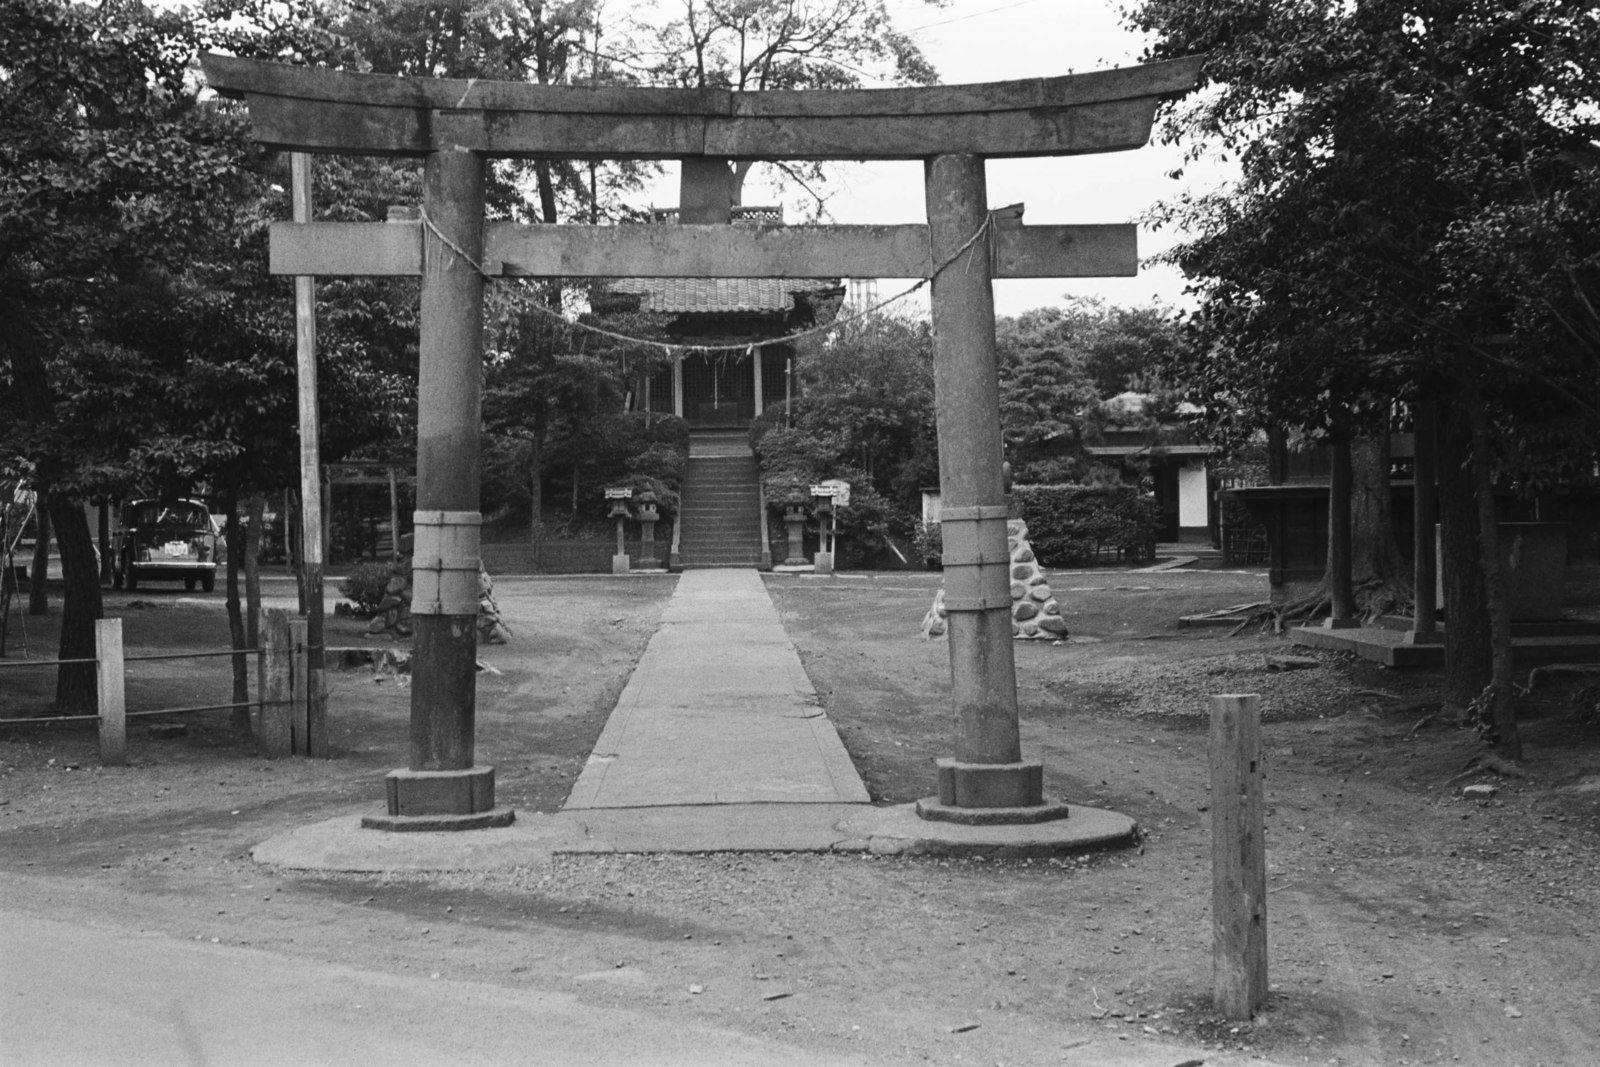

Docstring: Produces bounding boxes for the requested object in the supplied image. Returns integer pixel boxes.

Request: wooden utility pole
[290,152,327,756]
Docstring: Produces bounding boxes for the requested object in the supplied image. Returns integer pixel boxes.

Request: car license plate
[163,541,188,557]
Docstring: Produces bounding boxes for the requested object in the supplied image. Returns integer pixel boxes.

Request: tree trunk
[97,498,113,584]
[28,495,50,616]
[1267,429,1409,628]
[244,494,264,653]
[1328,437,1355,620]
[1,294,100,707]
[1350,431,1411,617]
[223,490,252,740]
[1438,393,1492,714]
[1466,389,1520,759]
[48,494,102,713]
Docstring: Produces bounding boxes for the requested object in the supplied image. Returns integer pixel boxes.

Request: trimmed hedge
[1012,484,1161,566]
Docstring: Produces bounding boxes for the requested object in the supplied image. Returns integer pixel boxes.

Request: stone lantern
[605,487,632,574]
[810,488,835,575]
[781,488,809,566]
[635,488,661,569]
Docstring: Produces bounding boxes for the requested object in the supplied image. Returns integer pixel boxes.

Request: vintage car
[114,499,218,592]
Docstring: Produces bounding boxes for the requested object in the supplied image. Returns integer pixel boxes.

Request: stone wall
[364,556,511,645]
[921,519,1068,641]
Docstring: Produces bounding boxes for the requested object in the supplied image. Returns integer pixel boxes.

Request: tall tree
[1129,0,1600,756]
[1,0,251,709]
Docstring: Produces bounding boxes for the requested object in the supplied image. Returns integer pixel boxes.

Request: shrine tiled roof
[605,277,838,314]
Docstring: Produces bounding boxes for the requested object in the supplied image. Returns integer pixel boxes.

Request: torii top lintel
[200,53,1202,161]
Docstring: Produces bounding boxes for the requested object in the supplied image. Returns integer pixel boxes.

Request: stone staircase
[675,429,766,568]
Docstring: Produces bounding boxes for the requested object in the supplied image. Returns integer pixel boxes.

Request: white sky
[727,0,1222,316]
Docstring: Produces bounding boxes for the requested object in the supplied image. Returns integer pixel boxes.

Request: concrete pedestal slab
[250,801,1137,872]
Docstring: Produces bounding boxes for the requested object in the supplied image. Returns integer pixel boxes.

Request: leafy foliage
[1011,485,1162,568]
[1129,0,1600,456]
[338,561,394,615]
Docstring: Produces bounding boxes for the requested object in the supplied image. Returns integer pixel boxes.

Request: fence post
[259,608,292,758]
[1211,693,1268,1019]
[289,618,309,755]
[95,618,126,766]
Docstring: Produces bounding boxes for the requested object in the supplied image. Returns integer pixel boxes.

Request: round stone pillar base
[915,758,1071,825]
[365,766,509,832]
[383,765,496,816]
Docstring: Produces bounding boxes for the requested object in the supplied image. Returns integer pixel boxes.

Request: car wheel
[185,577,197,591]
[200,572,215,593]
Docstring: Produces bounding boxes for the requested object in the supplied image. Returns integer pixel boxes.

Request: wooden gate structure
[203,52,1203,828]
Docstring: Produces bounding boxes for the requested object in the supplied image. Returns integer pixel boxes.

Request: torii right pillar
[917,154,1070,824]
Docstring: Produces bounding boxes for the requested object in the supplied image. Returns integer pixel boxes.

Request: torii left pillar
[363,147,512,831]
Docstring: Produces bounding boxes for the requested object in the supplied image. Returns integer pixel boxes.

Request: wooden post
[95,618,125,766]
[1211,693,1268,1019]
[925,157,1020,763]
[290,152,328,755]
[406,145,486,782]
[920,154,1047,815]
[752,346,764,418]
[1410,394,1439,640]
[388,465,401,561]
[258,608,292,758]
[289,617,309,754]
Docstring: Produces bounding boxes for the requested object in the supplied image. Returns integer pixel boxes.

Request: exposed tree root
[1227,576,1415,636]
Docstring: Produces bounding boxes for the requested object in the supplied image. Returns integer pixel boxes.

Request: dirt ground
[2,568,1599,1066]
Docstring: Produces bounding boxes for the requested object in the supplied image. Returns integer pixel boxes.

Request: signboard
[811,480,851,507]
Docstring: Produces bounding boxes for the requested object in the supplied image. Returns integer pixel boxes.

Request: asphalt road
[1,911,879,1067]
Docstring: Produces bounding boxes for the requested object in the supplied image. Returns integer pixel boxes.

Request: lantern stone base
[812,551,834,575]
[612,553,631,574]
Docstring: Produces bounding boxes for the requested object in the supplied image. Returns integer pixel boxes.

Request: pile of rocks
[364,557,512,645]
[921,519,1068,641]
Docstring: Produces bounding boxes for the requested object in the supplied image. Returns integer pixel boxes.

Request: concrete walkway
[252,568,1139,868]
[564,568,869,809]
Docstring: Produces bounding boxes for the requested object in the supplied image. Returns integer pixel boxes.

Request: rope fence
[0,610,317,764]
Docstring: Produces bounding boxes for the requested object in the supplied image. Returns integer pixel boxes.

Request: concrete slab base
[913,796,1072,826]
[250,801,1138,872]
[1293,624,1600,667]
[360,808,516,833]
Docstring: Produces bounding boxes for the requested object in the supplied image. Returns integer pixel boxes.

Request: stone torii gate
[202,53,1202,828]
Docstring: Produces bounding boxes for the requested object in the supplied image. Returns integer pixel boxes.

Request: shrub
[753,425,843,507]
[911,520,943,569]
[824,470,910,568]
[338,562,395,615]
[1012,484,1161,566]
